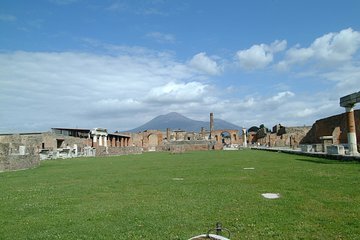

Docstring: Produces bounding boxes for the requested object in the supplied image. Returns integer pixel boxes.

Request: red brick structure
[300,110,360,147]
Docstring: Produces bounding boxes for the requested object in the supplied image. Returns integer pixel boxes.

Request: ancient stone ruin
[1,93,360,172]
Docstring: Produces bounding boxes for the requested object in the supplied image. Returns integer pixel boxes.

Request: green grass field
[1,150,360,239]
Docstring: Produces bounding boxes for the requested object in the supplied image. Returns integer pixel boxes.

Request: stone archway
[221,131,231,145]
[148,134,158,151]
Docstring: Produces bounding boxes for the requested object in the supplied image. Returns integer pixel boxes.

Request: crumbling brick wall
[301,110,360,146]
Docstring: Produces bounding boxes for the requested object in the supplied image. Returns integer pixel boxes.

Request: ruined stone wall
[0,132,90,153]
[212,129,241,145]
[127,131,163,150]
[127,128,242,151]
[163,140,215,152]
[247,132,257,144]
[0,143,40,172]
[254,126,311,148]
[128,133,143,147]
[95,146,142,157]
[301,110,360,146]
[0,134,48,152]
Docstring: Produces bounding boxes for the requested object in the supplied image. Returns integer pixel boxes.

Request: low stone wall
[251,146,360,162]
[163,140,216,152]
[96,146,143,156]
[0,143,40,172]
[0,155,40,172]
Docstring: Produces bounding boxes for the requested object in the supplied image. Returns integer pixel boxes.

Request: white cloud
[146,32,176,44]
[312,28,360,62]
[3,48,301,132]
[189,52,222,75]
[0,50,213,132]
[93,98,144,112]
[0,46,345,132]
[236,40,287,70]
[281,28,360,68]
[321,65,360,95]
[270,40,287,53]
[2,29,358,133]
[236,44,273,70]
[294,108,316,118]
[146,81,208,103]
[267,91,295,103]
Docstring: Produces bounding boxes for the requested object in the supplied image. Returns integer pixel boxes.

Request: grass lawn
[1,150,360,239]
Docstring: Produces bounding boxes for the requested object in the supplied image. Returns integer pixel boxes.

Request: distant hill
[126,112,242,132]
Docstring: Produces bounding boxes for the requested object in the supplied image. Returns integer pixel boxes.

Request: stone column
[166,128,171,141]
[98,135,103,146]
[201,127,205,138]
[104,136,108,147]
[210,112,214,139]
[346,106,358,155]
[93,135,98,147]
[242,128,247,147]
[73,144,78,156]
[121,138,124,147]
[87,134,91,147]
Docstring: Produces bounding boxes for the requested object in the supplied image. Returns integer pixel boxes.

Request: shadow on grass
[295,158,360,164]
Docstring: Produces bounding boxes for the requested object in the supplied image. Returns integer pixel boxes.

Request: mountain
[126,112,242,132]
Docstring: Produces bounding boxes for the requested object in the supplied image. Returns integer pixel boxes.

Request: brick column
[210,112,214,139]
[346,106,358,155]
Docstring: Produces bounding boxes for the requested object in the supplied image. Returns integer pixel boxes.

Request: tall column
[166,128,171,141]
[242,128,247,147]
[104,136,108,147]
[210,112,214,139]
[99,135,103,146]
[88,133,91,147]
[340,92,360,156]
[346,106,358,155]
[93,135,98,147]
[201,127,205,138]
[121,138,124,147]
[73,144,78,156]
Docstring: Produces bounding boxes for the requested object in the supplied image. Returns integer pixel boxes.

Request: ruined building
[300,110,360,151]
[247,124,311,148]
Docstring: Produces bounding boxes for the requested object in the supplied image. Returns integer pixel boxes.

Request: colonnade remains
[340,91,360,156]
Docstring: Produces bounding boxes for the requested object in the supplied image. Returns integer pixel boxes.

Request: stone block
[312,144,323,152]
[19,146,26,155]
[326,145,345,155]
[300,144,313,152]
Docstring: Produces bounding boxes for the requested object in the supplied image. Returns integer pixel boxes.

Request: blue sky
[1,0,360,133]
